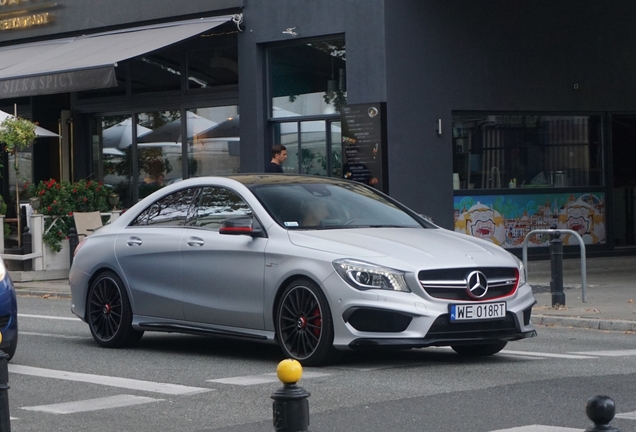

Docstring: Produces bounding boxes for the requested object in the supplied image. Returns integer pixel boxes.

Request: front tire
[87,271,143,348]
[276,278,338,366]
[451,341,508,356]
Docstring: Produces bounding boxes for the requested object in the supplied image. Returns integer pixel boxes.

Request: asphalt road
[10,294,636,432]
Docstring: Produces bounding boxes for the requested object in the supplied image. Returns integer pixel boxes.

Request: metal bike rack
[522,229,587,303]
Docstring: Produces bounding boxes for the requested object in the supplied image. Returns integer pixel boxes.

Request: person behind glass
[265,144,287,173]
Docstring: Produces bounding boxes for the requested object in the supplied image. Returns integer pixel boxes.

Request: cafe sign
[0,0,56,31]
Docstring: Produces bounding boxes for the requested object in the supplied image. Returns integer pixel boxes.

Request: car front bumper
[322,272,537,350]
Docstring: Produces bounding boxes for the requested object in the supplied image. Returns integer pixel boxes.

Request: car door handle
[186,237,205,247]
[126,237,142,246]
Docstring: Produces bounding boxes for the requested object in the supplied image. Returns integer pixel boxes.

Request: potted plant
[28,179,113,252]
[0,116,36,246]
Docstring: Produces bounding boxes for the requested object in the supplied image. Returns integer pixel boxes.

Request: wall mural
[453,192,606,248]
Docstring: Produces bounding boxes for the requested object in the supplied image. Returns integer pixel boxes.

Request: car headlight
[0,259,6,281]
[510,253,527,286]
[333,259,410,292]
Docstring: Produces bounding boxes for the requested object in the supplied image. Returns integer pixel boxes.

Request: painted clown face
[565,204,590,235]
[455,202,506,245]
[558,197,605,245]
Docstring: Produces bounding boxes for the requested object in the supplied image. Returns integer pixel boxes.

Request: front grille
[426,313,519,339]
[419,267,518,301]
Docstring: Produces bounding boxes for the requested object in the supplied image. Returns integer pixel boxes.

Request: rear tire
[276,278,339,366]
[451,341,508,356]
[87,271,143,348]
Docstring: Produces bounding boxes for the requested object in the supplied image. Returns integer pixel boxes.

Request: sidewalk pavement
[11,255,636,331]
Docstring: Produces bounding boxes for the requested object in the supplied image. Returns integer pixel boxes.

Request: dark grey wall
[0,0,242,43]
[238,0,387,173]
[383,0,636,228]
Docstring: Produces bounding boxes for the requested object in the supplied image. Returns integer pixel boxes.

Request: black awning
[0,16,230,98]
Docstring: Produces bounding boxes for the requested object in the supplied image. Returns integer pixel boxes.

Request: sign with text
[340,102,388,193]
[0,0,57,32]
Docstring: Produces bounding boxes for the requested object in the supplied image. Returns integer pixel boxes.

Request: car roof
[225,174,353,187]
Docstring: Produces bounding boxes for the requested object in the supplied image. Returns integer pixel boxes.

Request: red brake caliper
[311,307,321,337]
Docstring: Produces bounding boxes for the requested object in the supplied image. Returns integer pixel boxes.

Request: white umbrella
[103,118,152,149]
[139,112,218,144]
[0,109,58,137]
[102,147,125,156]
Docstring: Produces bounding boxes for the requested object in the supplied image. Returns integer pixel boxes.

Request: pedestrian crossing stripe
[208,371,330,386]
[490,427,581,431]
[8,365,211,395]
[21,395,163,415]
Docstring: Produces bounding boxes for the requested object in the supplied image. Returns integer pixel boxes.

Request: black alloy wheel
[276,278,337,366]
[87,271,143,348]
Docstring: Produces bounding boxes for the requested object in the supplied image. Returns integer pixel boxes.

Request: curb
[15,288,71,299]
[532,315,636,332]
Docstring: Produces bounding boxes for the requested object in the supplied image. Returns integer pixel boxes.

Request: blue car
[0,259,17,361]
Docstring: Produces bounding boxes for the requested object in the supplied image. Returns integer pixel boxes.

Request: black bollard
[68,227,78,266]
[271,359,310,432]
[0,350,11,432]
[271,383,310,431]
[585,395,620,432]
[21,227,32,271]
[550,227,565,307]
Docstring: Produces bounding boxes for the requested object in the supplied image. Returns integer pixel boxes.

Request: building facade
[0,0,634,256]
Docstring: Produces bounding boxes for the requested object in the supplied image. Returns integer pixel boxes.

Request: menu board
[340,102,388,193]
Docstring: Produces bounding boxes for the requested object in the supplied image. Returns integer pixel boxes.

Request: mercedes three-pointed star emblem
[466,270,488,299]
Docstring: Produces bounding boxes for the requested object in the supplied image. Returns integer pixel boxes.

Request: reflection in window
[133,188,197,226]
[187,106,240,177]
[331,121,342,177]
[273,120,341,176]
[137,111,183,198]
[270,39,346,117]
[101,115,136,208]
[275,122,298,173]
[190,186,251,229]
[452,114,604,190]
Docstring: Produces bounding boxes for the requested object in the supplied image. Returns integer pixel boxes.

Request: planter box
[43,239,70,271]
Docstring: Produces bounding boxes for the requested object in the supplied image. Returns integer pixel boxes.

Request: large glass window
[137,110,183,198]
[270,39,346,117]
[452,114,604,190]
[187,106,240,177]
[101,115,135,208]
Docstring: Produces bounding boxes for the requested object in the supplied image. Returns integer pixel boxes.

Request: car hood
[287,228,516,270]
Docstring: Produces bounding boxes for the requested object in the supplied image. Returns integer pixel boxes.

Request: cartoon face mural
[558,196,605,245]
[455,202,506,245]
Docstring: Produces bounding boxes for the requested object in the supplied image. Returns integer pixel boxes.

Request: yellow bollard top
[276,359,302,384]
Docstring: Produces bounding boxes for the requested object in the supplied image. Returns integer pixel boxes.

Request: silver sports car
[70,174,536,366]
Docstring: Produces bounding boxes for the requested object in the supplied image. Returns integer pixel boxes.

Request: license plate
[449,302,506,322]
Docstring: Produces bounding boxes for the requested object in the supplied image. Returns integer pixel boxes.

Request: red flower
[47,206,52,212]
[83,197,88,202]
[72,189,77,193]
[68,212,73,216]
[38,190,45,196]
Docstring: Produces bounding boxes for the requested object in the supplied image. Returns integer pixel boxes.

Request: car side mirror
[219,216,265,238]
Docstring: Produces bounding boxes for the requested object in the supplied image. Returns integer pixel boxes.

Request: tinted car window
[251,182,423,229]
[189,186,252,230]
[132,188,198,227]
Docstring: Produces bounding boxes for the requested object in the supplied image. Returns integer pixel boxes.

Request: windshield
[251,182,425,229]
